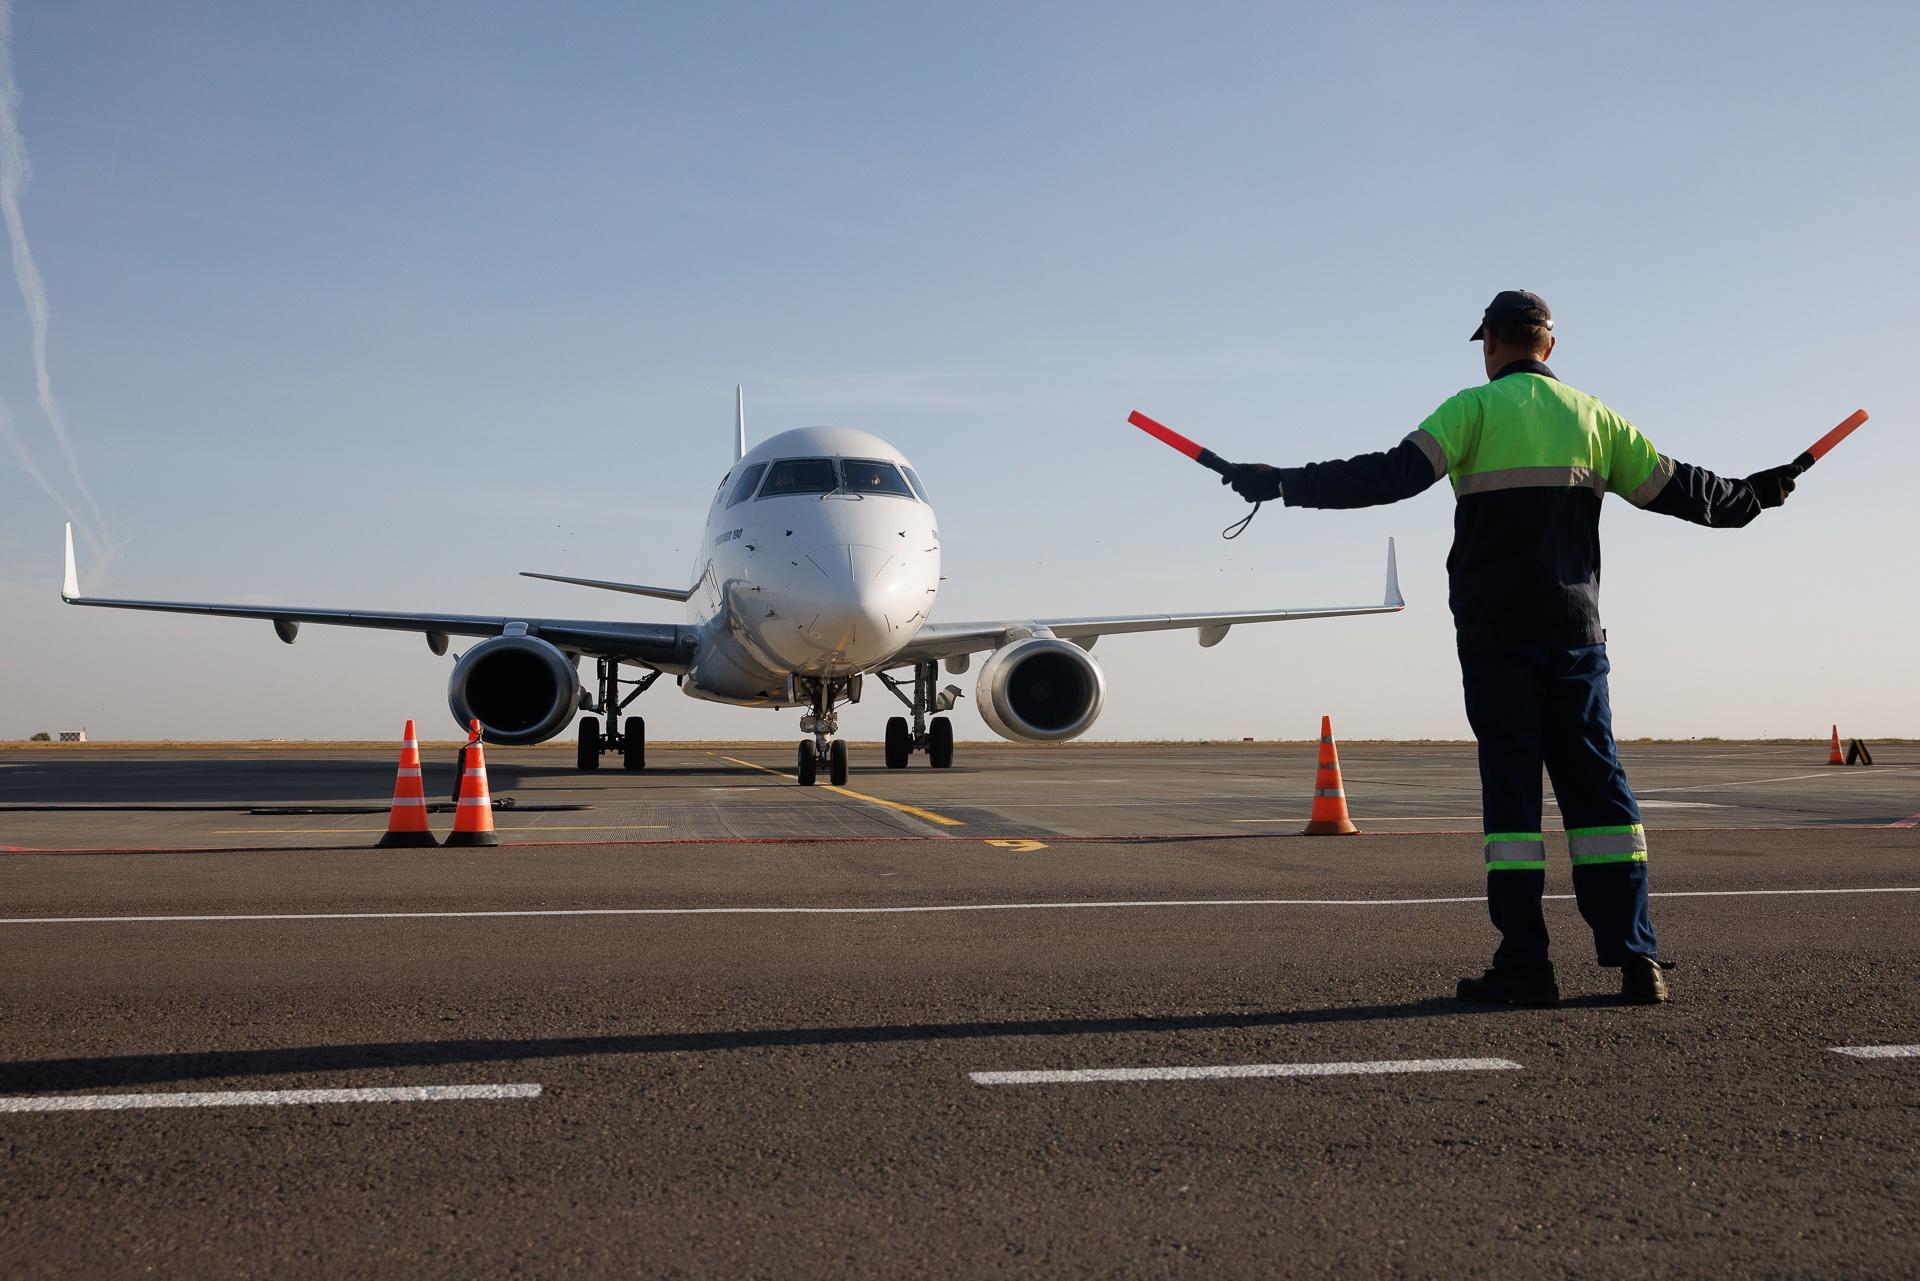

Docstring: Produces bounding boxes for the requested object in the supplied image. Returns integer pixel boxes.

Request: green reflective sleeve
[1604,409,1667,501]
[1413,390,1479,480]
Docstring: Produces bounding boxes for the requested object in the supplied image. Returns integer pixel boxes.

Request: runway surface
[2,743,1916,1277]
[3,739,1917,849]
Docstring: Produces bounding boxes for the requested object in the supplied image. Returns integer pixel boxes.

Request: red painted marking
[1805,408,1867,461]
[1128,410,1205,461]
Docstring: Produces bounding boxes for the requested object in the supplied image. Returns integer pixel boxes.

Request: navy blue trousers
[1458,642,1657,967]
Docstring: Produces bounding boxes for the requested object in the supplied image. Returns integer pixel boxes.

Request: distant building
[57,727,88,743]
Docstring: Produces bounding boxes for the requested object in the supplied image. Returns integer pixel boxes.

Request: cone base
[1302,819,1360,836]
[376,829,440,849]
[443,830,500,847]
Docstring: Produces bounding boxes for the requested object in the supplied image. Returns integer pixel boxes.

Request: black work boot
[1455,960,1560,1007]
[1620,955,1671,1005]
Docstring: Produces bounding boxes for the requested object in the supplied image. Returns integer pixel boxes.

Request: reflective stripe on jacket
[1275,360,1763,647]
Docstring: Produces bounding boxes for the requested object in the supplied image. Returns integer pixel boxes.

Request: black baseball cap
[1470,290,1553,341]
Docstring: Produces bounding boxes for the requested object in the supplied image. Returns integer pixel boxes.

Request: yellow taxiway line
[717,754,966,828]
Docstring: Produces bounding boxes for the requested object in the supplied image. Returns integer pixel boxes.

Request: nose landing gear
[795,679,851,786]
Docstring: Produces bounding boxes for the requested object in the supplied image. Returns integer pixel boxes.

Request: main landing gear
[576,657,660,771]
[878,661,959,771]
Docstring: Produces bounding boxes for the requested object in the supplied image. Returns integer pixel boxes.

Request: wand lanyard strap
[1222,502,1260,540]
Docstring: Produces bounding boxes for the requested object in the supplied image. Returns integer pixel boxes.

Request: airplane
[60,392,1404,787]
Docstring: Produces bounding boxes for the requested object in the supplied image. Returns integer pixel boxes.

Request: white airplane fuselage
[680,425,940,706]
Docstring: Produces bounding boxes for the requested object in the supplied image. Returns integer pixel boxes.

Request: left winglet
[518,570,695,603]
[61,523,79,602]
[1384,537,1403,608]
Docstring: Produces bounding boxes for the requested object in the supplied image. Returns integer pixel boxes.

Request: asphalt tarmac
[1,743,1915,1278]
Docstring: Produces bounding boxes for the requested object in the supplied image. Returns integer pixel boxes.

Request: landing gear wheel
[928,716,954,769]
[884,717,910,769]
[797,740,818,786]
[577,717,601,771]
[829,739,849,786]
[622,716,646,771]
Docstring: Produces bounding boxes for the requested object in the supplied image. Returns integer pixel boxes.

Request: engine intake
[975,636,1106,743]
[447,635,582,745]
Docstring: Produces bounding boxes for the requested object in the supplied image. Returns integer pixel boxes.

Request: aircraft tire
[577,717,601,771]
[829,739,849,786]
[929,717,954,769]
[622,716,646,771]
[797,740,818,786]
[884,717,910,768]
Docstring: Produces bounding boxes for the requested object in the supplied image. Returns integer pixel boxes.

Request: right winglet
[61,523,79,602]
[1384,537,1403,608]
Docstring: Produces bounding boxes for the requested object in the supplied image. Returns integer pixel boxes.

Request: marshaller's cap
[1470,290,1553,341]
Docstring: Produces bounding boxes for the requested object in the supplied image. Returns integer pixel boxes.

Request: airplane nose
[799,544,903,659]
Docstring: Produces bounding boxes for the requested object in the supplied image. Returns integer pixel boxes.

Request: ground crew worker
[1222,291,1803,1006]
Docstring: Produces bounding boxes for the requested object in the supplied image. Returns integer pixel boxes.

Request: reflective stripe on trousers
[1568,823,1647,865]
[1484,832,1546,872]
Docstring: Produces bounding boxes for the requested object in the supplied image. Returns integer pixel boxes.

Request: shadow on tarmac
[0,760,751,805]
[0,996,1628,1091]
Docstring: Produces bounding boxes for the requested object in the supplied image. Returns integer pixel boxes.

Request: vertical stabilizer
[734,386,746,463]
[62,523,79,601]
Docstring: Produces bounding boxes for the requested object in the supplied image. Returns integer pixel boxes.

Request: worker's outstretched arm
[1221,433,1442,509]
[1635,457,1802,527]
[1609,415,1802,528]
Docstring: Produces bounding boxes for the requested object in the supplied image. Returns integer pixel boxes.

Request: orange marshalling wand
[375,720,439,849]
[1795,409,1867,470]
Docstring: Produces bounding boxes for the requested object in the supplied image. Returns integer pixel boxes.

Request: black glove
[1744,461,1803,509]
[1220,462,1283,504]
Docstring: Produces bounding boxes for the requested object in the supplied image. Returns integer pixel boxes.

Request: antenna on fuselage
[734,385,747,463]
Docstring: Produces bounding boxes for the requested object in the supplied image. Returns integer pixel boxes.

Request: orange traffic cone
[1303,715,1359,836]
[376,720,438,849]
[445,721,500,848]
[1827,724,1845,766]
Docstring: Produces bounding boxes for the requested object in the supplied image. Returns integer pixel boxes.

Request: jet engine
[975,636,1106,743]
[447,635,583,745]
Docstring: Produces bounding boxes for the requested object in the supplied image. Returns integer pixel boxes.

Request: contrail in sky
[0,0,115,567]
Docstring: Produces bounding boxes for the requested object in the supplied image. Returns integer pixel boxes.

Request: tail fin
[734,385,746,464]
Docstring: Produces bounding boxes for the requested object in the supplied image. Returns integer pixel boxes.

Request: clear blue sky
[2,1,1915,740]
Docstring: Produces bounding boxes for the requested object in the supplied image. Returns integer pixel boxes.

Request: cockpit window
[726,462,767,507]
[758,457,838,497]
[841,459,915,498]
[902,467,930,502]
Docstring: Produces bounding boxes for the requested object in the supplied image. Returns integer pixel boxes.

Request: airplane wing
[58,526,696,670]
[891,538,1404,667]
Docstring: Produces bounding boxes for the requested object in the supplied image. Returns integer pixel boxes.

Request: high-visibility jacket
[1274,360,1764,647]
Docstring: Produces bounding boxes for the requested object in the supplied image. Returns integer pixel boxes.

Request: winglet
[518,570,696,603]
[61,523,79,602]
[734,385,747,464]
[1384,537,1403,608]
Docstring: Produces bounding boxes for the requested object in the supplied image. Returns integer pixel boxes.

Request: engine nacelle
[975,636,1106,743]
[447,635,582,745]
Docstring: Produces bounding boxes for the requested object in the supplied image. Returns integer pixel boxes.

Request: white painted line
[1829,1045,1920,1059]
[971,1057,1522,1086]
[1639,769,1917,794]
[0,885,1913,927]
[0,1084,543,1113]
